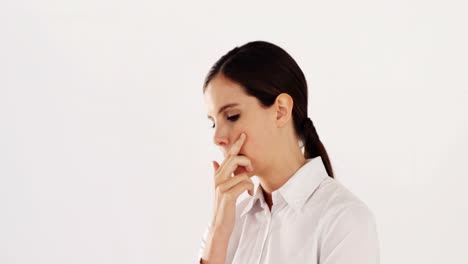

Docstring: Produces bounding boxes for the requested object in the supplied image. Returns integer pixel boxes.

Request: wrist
[201,227,231,264]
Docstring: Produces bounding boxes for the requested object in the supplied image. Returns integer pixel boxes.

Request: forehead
[204,75,249,114]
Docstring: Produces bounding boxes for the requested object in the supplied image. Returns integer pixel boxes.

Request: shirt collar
[241,156,329,217]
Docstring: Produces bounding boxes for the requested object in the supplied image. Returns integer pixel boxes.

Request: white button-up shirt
[198,156,380,264]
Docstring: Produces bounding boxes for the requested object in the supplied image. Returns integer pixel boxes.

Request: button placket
[254,208,272,264]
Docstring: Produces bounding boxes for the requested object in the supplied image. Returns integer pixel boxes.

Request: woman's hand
[201,132,254,263]
[210,132,254,236]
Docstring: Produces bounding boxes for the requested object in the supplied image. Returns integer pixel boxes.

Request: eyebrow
[207,103,240,120]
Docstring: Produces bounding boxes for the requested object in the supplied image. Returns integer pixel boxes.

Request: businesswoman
[198,41,379,264]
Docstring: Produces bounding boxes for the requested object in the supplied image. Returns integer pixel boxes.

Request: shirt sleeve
[319,204,380,264]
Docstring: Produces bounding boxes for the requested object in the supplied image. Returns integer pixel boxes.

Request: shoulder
[317,177,374,211]
[312,178,380,263]
[316,178,380,262]
[310,177,377,231]
[317,178,378,245]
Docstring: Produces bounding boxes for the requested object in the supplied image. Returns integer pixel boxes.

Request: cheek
[234,132,263,175]
[237,131,272,176]
[243,114,273,150]
[242,128,270,161]
[236,114,272,165]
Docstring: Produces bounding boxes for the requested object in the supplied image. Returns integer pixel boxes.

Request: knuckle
[245,180,253,188]
[243,182,252,189]
[224,192,234,200]
[240,174,249,181]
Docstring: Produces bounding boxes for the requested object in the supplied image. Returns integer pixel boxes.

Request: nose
[213,126,229,153]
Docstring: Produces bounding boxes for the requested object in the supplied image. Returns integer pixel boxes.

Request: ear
[274,93,293,128]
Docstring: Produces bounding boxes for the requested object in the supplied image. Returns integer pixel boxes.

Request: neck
[257,141,307,210]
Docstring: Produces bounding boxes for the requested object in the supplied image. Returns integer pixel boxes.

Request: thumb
[212,160,220,172]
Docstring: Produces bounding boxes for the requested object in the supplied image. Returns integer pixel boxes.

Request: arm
[198,225,231,264]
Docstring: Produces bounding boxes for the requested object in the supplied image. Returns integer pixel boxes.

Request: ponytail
[301,117,334,178]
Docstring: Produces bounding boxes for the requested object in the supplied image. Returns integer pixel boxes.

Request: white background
[1,0,467,263]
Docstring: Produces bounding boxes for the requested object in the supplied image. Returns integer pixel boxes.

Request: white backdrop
[1,0,467,263]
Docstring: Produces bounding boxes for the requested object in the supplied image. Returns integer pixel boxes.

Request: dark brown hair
[202,41,334,178]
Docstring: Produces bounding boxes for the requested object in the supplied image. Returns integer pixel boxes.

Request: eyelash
[211,114,240,129]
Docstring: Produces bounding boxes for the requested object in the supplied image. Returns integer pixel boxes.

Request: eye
[209,114,240,129]
[227,114,240,122]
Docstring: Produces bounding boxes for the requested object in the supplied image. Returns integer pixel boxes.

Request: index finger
[227,133,246,157]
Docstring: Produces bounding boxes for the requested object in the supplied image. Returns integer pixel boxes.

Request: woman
[198,41,379,264]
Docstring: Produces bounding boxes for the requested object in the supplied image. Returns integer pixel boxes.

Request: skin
[204,73,306,210]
